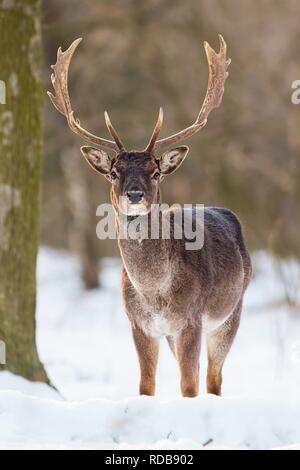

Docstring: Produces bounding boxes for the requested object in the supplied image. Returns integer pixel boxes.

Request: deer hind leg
[131,326,159,396]
[175,325,201,398]
[206,300,242,396]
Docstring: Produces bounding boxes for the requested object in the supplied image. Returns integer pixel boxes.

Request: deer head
[48,36,230,215]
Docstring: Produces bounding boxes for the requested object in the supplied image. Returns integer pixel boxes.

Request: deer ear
[80,146,113,175]
[159,146,189,175]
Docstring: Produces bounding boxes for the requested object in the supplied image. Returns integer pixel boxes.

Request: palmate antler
[48,35,230,154]
[47,38,125,152]
[145,34,231,153]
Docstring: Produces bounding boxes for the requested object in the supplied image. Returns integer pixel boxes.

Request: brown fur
[80,147,252,397]
[48,35,243,397]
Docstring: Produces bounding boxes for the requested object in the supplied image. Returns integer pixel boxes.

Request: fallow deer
[48,36,252,397]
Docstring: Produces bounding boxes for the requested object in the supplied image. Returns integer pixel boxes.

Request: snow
[0,247,300,449]
[1,391,300,450]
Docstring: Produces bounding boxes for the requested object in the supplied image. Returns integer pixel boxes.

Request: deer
[48,35,252,398]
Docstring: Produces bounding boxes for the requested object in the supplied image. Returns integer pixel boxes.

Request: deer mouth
[124,202,149,216]
[117,194,150,216]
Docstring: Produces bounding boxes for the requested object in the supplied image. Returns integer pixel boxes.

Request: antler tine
[104,111,126,151]
[153,34,230,153]
[47,38,121,152]
[144,107,164,153]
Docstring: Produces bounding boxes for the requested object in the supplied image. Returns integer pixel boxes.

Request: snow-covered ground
[1,247,300,449]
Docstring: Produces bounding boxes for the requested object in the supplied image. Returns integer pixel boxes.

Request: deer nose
[127,190,144,204]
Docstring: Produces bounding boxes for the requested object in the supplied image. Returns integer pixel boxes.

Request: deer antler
[47,38,124,152]
[104,111,126,152]
[48,36,229,156]
[151,34,230,153]
[144,107,164,153]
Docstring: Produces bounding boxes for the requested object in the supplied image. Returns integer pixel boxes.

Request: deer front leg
[175,325,201,398]
[131,326,159,396]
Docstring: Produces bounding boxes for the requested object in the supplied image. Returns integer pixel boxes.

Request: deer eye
[110,170,118,180]
[152,172,160,180]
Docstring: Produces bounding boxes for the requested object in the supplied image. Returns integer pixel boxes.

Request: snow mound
[0,378,300,449]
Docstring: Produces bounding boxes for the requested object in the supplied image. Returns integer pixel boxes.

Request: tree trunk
[0,0,48,382]
[61,147,100,291]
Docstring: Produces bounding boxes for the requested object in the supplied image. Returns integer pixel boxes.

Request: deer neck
[113,192,171,295]
[118,221,170,295]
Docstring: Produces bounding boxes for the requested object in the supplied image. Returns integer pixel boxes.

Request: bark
[0,0,48,382]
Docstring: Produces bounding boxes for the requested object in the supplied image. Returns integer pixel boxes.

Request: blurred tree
[61,146,100,289]
[0,0,48,382]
